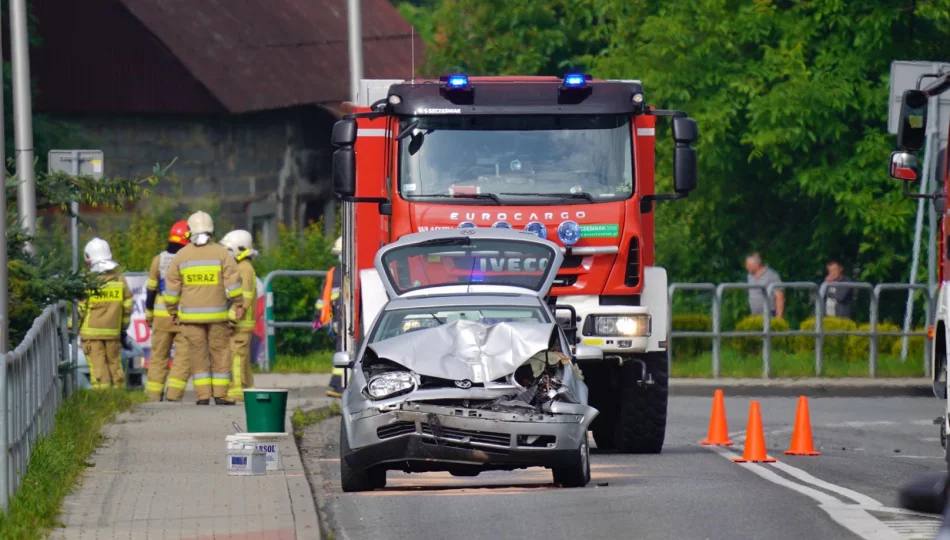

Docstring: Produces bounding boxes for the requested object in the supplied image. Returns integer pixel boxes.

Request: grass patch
[253,351,333,374]
[291,402,341,441]
[671,348,926,378]
[0,389,146,539]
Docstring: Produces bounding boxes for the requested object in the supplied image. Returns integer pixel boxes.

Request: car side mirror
[573,345,604,362]
[672,117,698,194]
[897,89,928,151]
[889,151,921,182]
[333,351,353,369]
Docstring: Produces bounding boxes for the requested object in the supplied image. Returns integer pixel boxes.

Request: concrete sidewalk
[53,386,330,540]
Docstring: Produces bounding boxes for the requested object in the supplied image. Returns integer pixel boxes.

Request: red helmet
[169,220,190,245]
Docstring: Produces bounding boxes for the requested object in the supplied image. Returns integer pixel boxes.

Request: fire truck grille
[624,237,640,287]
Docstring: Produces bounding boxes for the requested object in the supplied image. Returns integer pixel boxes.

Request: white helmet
[332,236,343,256]
[84,238,119,272]
[220,229,253,256]
[187,211,214,235]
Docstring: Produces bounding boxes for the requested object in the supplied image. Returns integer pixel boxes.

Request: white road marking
[771,461,883,507]
[892,455,943,460]
[708,445,902,539]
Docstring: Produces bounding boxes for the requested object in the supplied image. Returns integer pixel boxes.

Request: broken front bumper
[344,400,598,472]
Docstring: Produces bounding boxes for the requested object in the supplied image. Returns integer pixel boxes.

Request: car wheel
[552,438,590,488]
[340,421,376,492]
[615,352,668,454]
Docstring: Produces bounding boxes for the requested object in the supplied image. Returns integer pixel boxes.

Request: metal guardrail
[669,281,934,378]
[261,270,328,372]
[0,302,71,511]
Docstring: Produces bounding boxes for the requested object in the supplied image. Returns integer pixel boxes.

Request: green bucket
[243,389,289,433]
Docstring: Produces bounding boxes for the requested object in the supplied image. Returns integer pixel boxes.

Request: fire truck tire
[615,352,668,454]
[583,364,618,450]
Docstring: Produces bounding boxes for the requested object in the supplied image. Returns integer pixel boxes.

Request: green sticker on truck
[579,224,619,238]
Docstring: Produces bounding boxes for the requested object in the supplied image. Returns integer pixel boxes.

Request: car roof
[383,293,544,311]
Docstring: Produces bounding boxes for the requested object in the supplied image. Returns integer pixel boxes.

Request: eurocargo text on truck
[330,74,699,454]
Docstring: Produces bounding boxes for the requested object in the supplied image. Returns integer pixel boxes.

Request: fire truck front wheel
[615,352,669,454]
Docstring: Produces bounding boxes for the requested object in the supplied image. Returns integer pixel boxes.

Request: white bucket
[227,448,266,476]
[226,433,284,471]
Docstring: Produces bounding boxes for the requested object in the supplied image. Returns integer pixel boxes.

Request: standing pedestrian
[745,252,785,318]
[220,229,258,403]
[79,238,133,389]
[164,211,244,405]
[823,258,854,319]
[315,237,343,397]
[144,220,191,402]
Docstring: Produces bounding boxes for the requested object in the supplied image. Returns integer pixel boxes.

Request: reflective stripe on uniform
[164,290,181,305]
[193,372,212,387]
[212,373,231,386]
[235,321,256,329]
[81,327,122,338]
[146,278,159,290]
[145,381,165,393]
[180,305,229,323]
[179,260,221,269]
[167,378,187,390]
[225,283,242,298]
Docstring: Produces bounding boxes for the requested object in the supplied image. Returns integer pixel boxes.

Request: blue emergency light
[446,75,469,88]
[563,74,586,87]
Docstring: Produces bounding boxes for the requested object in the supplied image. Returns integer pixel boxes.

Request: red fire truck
[331,74,699,453]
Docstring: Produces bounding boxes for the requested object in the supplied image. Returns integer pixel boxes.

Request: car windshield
[398,114,633,204]
[371,306,547,343]
[378,236,558,296]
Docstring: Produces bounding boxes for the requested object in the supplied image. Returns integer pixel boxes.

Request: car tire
[552,438,590,488]
[615,352,668,454]
[340,421,376,492]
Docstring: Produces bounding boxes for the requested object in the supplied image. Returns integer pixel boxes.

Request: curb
[282,410,322,540]
[670,378,933,397]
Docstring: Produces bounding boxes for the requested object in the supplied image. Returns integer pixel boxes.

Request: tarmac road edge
[671,377,933,397]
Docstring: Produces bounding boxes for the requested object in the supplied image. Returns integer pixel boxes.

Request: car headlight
[366,372,416,399]
[590,315,651,337]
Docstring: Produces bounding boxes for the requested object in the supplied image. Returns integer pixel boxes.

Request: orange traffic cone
[733,401,777,463]
[785,396,821,456]
[701,389,734,446]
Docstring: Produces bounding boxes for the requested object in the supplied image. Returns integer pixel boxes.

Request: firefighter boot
[145,330,174,401]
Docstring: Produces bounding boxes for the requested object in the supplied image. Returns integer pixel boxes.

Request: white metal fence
[0,301,71,510]
[668,281,935,378]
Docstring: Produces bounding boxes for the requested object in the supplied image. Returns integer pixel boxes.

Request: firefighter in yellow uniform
[164,211,245,405]
[144,220,191,402]
[78,238,133,388]
[220,229,258,403]
[315,236,344,397]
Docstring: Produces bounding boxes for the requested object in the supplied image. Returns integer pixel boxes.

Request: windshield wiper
[501,192,596,202]
[407,193,502,205]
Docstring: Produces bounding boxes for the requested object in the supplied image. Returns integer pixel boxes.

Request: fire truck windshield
[398,114,633,204]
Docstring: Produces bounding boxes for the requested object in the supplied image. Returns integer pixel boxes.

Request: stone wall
[55,104,339,244]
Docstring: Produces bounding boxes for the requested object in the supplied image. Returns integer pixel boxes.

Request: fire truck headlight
[525,221,547,239]
[388,95,402,105]
[557,221,581,246]
[458,222,477,228]
[493,221,512,229]
[632,93,644,104]
[591,315,651,337]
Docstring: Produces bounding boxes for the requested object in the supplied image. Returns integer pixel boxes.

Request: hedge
[728,315,792,356]
[794,317,856,360]
[671,314,711,356]
[847,322,900,361]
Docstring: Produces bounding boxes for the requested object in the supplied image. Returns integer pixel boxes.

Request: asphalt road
[298,396,948,540]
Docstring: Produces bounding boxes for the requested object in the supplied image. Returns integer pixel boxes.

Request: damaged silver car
[335,228,602,492]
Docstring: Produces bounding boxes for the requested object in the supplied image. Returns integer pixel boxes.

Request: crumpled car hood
[367,319,556,383]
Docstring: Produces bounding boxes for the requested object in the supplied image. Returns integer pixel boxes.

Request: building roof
[31,0,423,115]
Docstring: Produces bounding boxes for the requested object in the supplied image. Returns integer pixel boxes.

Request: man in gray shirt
[745,252,785,318]
[823,258,853,319]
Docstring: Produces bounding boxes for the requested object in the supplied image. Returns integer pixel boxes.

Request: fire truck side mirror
[897,89,928,152]
[889,151,920,182]
[672,117,699,194]
[332,119,358,197]
[331,119,358,147]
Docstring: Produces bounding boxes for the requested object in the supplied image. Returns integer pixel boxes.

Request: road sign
[48,149,104,179]
[888,61,950,138]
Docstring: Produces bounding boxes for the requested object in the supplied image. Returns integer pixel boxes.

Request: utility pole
[347,0,363,103]
[10,0,36,239]
[0,5,10,514]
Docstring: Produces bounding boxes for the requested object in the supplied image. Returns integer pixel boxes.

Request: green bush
[795,316,856,360]
[671,313,711,356]
[889,330,926,362]
[254,221,338,356]
[846,322,900,362]
[728,315,792,356]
